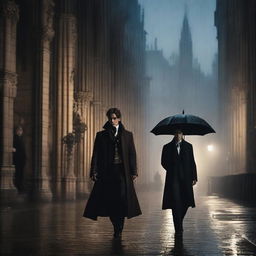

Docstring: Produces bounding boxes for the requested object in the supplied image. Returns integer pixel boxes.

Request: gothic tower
[179,10,193,76]
[178,9,194,112]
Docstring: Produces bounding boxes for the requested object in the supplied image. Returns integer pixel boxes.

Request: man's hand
[131,175,137,181]
[192,180,197,186]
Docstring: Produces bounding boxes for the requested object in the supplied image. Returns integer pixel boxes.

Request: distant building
[146,10,218,182]
[147,11,218,118]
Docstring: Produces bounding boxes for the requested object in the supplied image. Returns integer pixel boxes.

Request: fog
[139,0,217,74]
[139,0,219,194]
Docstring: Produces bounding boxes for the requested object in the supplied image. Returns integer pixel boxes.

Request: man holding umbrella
[151,112,215,237]
[161,129,197,237]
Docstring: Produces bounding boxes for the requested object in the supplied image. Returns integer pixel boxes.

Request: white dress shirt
[114,124,119,137]
[176,140,182,155]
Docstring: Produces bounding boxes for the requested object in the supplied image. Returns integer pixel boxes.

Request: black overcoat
[161,139,197,209]
[13,134,26,168]
[83,122,142,220]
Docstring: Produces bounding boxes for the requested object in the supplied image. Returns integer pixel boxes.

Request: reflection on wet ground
[1,191,256,255]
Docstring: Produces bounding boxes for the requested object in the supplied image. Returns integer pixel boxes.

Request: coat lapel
[170,139,179,158]
[179,140,184,156]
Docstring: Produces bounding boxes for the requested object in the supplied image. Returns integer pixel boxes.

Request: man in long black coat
[83,108,141,238]
[13,126,26,193]
[161,130,197,236]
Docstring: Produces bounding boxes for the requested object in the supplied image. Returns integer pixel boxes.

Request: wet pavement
[1,190,256,256]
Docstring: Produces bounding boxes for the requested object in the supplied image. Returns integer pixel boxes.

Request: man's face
[109,113,120,127]
[16,128,23,136]
[174,130,183,141]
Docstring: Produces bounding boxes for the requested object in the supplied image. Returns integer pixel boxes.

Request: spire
[179,7,193,73]
[180,9,192,51]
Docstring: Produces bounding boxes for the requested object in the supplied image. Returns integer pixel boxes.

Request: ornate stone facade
[208,0,256,201]
[0,0,149,200]
[215,0,256,175]
[0,0,19,195]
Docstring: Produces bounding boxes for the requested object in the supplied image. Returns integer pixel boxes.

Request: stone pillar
[91,100,102,133]
[240,88,247,172]
[62,132,76,200]
[83,93,93,172]
[0,0,19,198]
[33,0,55,201]
[55,10,77,199]
[74,91,92,197]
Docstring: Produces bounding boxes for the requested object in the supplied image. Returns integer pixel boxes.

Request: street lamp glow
[207,145,214,152]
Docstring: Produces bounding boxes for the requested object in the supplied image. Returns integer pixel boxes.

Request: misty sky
[139,0,217,74]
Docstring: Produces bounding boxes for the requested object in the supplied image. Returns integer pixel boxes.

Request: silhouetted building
[209,0,256,202]
[215,0,256,175]
[0,0,150,201]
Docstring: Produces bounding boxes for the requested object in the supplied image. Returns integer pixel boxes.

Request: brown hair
[106,108,121,119]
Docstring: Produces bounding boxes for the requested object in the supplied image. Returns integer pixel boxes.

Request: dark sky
[139,0,217,74]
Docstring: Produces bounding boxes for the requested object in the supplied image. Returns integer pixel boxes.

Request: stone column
[91,100,102,133]
[0,0,19,198]
[33,0,55,201]
[74,91,92,196]
[84,92,93,175]
[240,88,247,172]
[55,11,77,199]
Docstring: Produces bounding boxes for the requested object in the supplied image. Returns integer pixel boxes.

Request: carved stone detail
[73,112,87,143]
[74,91,93,105]
[91,100,102,106]
[0,0,19,22]
[0,71,17,98]
[70,16,77,44]
[42,0,55,43]
[62,133,76,158]
[73,92,90,131]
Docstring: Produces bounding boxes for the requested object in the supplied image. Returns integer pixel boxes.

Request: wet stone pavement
[1,190,256,256]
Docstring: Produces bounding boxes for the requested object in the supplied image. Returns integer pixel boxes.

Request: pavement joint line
[242,235,256,247]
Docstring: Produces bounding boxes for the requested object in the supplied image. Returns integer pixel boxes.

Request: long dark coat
[161,139,197,209]
[13,134,26,192]
[13,134,26,168]
[83,122,142,220]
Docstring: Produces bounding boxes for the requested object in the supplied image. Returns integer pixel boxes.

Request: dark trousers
[108,164,126,232]
[109,216,125,233]
[14,166,24,193]
[171,177,188,232]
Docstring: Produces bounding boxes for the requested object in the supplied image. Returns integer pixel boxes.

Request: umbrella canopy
[151,113,216,135]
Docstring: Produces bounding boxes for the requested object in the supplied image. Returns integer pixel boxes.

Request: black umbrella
[151,112,215,135]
